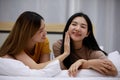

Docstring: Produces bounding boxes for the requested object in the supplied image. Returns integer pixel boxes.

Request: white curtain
[67,0,120,53]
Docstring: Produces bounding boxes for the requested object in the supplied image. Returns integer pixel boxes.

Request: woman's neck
[73,41,83,50]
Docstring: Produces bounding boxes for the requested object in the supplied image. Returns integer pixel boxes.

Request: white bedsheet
[0,76,119,80]
[0,51,120,80]
[0,59,61,77]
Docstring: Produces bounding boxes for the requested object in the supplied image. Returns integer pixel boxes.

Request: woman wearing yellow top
[0,11,70,69]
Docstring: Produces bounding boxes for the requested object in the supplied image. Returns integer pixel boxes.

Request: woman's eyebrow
[81,23,87,26]
[72,21,87,26]
[71,21,78,24]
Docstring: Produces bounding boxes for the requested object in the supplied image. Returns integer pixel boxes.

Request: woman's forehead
[72,17,87,25]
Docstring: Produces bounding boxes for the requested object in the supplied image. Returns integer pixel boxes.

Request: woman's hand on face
[54,31,70,62]
[87,59,116,76]
[64,31,70,56]
[68,59,86,77]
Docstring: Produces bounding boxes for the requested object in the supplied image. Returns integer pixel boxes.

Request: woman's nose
[75,25,80,31]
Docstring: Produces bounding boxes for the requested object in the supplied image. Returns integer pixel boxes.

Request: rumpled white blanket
[0,59,61,77]
[0,51,120,77]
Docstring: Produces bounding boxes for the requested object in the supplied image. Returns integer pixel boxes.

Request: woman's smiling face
[68,16,89,42]
[31,20,47,43]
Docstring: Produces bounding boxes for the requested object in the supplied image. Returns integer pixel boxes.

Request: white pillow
[107,51,120,75]
[0,58,61,77]
[55,69,107,77]
[0,51,119,78]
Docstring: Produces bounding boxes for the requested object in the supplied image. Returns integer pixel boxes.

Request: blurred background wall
[0,0,120,53]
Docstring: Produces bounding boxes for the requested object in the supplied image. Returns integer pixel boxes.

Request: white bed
[0,51,120,80]
[0,76,119,80]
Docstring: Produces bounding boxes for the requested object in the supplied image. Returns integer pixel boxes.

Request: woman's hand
[68,59,86,77]
[63,31,70,56]
[86,59,118,76]
[54,31,70,62]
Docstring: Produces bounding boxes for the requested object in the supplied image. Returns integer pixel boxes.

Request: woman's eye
[72,23,77,26]
[82,25,87,29]
[81,26,85,28]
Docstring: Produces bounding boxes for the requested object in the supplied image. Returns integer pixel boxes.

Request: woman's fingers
[64,31,70,55]
[68,65,78,77]
[90,59,114,75]
[68,60,83,77]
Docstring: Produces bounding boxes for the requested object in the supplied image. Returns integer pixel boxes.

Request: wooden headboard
[0,22,65,34]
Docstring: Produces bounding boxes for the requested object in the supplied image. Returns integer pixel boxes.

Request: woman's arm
[14,50,69,69]
[68,58,118,77]
[81,51,118,76]
[15,51,50,69]
[82,59,118,76]
[53,40,66,69]
[68,59,86,77]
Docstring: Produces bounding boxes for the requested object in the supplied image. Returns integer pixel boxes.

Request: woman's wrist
[63,52,69,57]
[81,59,91,69]
[55,52,69,62]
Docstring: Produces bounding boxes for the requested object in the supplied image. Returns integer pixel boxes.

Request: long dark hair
[61,12,107,69]
[0,11,44,56]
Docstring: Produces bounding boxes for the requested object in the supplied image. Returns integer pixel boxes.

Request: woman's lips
[72,31,82,36]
